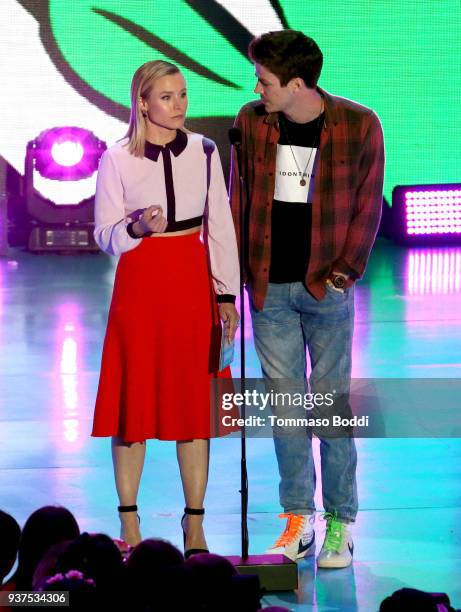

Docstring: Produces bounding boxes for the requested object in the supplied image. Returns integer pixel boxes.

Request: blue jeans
[250,282,358,522]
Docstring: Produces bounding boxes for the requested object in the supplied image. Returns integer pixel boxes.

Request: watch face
[332,275,346,289]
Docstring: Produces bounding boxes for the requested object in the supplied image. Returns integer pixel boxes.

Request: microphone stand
[233,138,249,560]
[225,130,297,592]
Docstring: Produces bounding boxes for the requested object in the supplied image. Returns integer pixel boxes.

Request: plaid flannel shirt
[229,86,385,311]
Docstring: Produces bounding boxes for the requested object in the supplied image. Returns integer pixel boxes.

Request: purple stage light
[392,184,461,244]
[407,248,461,295]
[22,127,106,252]
[30,127,106,181]
[51,140,84,167]
[405,189,461,235]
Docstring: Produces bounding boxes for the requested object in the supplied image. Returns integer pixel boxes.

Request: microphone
[228,127,242,148]
[228,128,243,182]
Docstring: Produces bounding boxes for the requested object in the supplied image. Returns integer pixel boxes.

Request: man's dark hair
[249,30,323,88]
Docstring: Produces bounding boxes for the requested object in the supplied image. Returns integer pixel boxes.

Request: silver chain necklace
[280,104,324,186]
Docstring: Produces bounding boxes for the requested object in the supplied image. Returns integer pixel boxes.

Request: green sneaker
[317,512,353,569]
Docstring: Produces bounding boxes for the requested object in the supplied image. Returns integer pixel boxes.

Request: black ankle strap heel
[118,505,138,512]
[184,507,205,516]
[118,505,140,524]
[181,507,209,559]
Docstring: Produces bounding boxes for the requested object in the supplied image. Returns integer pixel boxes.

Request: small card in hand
[219,322,235,371]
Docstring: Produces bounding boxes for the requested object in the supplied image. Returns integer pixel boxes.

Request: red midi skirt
[91,232,233,442]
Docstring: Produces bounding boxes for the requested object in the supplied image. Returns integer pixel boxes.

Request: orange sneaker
[266,513,315,561]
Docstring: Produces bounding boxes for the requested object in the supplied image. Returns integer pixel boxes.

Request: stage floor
[1,238,460,611]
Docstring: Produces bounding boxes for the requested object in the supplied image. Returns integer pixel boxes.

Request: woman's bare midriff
[151,225,201,238]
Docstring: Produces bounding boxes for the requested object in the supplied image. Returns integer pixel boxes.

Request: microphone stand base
[225,554,298,592]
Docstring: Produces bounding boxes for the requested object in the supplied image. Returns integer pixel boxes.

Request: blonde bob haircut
[125,60,180,157]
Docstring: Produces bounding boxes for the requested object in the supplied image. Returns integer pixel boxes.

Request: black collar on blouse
[144,129,188,161]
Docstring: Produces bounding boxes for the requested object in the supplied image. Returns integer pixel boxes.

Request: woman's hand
[218,303,240,343]
[133,205,168,235]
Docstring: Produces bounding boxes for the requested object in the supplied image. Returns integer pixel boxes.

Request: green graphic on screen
[44,1,461,200]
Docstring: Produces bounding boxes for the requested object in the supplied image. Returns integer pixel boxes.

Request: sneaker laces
[322,511,345,553]
[273,513,306,547]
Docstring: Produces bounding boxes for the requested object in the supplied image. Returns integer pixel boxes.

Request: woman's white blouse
[94,132,240,297]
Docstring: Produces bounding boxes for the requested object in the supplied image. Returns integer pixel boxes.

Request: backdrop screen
[1,0,460,203]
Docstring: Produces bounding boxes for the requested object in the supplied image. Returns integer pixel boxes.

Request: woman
[91,60,240,556]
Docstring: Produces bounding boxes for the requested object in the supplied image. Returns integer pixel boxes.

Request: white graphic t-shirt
[269,111,324,283]
[274,143,318,203]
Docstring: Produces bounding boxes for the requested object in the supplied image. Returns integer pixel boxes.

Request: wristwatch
[330,274,347,289]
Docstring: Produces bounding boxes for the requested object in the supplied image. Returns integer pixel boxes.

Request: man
[230,30,384,568]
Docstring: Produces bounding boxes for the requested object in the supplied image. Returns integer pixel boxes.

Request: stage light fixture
[392,183,461,245]
[32,127,103,181]
[406,249,461,295]
[24,127,106,252]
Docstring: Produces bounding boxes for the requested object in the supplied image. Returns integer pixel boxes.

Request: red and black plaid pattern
[229,87,385,311]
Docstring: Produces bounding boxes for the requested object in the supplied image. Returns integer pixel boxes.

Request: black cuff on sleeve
[216,294,236,304]
[126,222,142,239]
